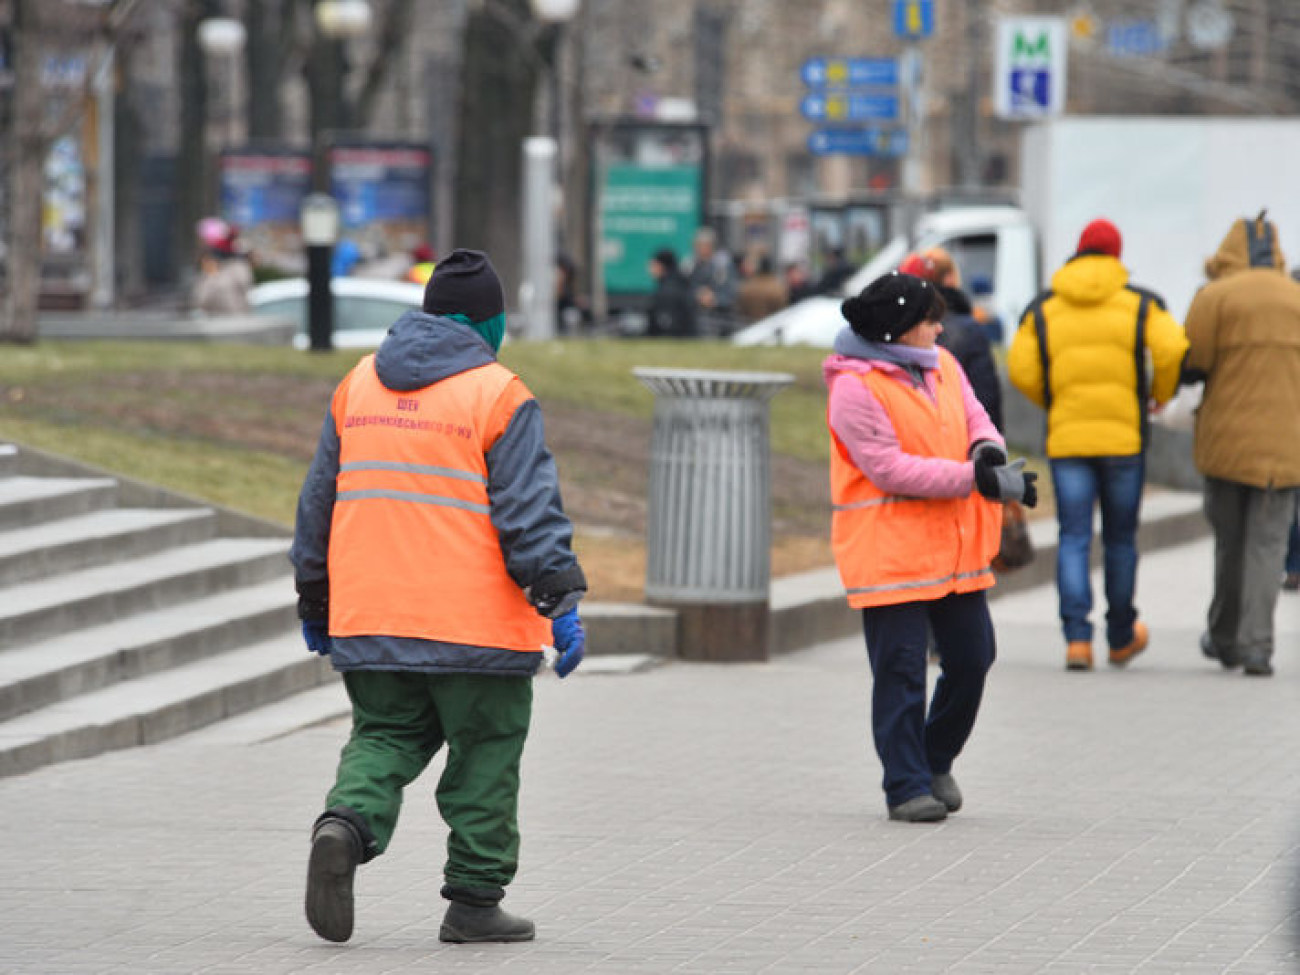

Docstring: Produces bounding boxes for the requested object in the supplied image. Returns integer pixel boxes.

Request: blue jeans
[1050,455,1145,648]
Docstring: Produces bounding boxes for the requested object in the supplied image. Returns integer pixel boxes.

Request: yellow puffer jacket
[1007,255,1188,458]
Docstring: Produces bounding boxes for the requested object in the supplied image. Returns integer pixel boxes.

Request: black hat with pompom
[840,271,942,343]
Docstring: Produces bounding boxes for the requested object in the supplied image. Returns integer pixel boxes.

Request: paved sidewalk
[2,533,1298,974]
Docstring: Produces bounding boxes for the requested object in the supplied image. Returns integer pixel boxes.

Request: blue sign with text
[800,92,900,123]
[808,128,909,157]
[800,57,899,89]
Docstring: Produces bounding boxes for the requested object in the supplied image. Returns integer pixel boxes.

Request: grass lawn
[0,338,1050,602]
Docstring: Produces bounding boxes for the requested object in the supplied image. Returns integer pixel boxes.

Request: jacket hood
[1051,253,1129,306]
[1204,217,1287,280]
[373,310,496,391]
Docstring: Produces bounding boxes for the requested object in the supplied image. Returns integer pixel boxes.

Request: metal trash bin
[634,367,794,661]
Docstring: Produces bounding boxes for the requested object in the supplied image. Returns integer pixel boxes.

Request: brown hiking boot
[1066,640,1093,671]
[1109,620,1149,667]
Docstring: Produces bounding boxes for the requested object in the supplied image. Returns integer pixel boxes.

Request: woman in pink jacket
[825,272,1037,822]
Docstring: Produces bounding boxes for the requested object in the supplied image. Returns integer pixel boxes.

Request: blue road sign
[893,0,934,39]
[1009,68,1052,113]
[800,57,899,89]
[808,128,909,157]
[800,92,900,123]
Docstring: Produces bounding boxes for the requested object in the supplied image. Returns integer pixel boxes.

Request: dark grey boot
[930,772,962,813]
[439,902,536,943]
[305,819,362,943]
[888,795,948,822]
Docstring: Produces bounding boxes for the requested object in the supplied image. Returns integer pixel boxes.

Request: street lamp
[301,193,341,352]
[196,17,247,149]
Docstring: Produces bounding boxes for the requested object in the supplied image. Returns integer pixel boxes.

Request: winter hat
[423,248,507,351]
[651,248,679,272]
[423,249,505,323]
[897,252,936,280]
[840,271,942,343]
[1076,218,1122,258]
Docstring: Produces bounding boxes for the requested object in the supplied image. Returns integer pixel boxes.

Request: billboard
[328,143,432,256]
[218,148,313,264]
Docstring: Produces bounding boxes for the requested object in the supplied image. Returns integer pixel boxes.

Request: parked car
[248,276,426,349]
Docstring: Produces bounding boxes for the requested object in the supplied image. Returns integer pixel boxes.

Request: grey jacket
[289,310,585,675]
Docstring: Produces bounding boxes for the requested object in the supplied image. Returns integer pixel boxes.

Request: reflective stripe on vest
[829,350,1002,609]
[326,356,550,653]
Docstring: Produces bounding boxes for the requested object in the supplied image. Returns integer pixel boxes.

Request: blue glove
[302,620,332,656]
[551,609,585,679]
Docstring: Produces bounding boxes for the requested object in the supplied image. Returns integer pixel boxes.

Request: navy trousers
[861,590,996,807]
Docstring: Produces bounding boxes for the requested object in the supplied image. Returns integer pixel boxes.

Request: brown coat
[1184,218,1300,488]
[736,273,788,323]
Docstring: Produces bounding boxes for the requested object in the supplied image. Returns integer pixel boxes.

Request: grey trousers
[1203,477,1299,665]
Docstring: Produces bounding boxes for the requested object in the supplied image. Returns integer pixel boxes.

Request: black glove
[975,456,1038,508]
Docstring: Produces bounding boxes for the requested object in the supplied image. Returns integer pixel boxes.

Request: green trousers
[326,670,532,892]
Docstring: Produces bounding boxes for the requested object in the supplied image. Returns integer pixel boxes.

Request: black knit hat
[840,271,944,342]
[422,248,505,323]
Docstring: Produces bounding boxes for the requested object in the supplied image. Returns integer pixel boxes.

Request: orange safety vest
[327,355,551,653]
[830,352,1002,609]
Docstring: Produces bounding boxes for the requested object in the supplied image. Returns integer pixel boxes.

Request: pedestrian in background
[191,217,253,316]
[735,251,788,323]
[290,249,588,945]
[1008,218,1187,672]
[899,248,1003,432]
[1184,214,1300,676]
[825,271,1037,823]
[1284,509,1300,592]
[683,226,738,335]
[647,248,698,338]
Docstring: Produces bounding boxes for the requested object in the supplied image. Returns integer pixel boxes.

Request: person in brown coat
[1184,213,1300,676]
[735,253,789,323]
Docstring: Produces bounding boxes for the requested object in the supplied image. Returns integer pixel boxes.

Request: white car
[732,206,1037,348]
[249,276,426,349]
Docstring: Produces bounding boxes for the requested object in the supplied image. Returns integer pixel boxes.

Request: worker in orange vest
[825,271,1037,823]
[291,249,587,944]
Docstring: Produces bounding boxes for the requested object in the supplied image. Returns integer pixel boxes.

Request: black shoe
[887,795,948,822]
[440,902,536,943]
[305,819,362,943]
[1243,657,1274,677]
[1283,572,1300,592]
[1200,631,1240,670]
[930,772,962,813]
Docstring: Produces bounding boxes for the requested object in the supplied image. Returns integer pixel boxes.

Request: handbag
[991,499,1035,572]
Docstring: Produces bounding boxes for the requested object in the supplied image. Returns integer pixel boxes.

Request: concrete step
[0,476,117,530]
[0,578,297,722]
[0,537,290,651]
[0,632,335,779]
[0,507,217,587]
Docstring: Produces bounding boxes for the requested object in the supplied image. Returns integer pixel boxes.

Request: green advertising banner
[600,164,702,294]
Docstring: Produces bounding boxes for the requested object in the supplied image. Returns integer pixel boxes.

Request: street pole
[521,137,557,340]
[901,42,924,247]
[89,45,115,310]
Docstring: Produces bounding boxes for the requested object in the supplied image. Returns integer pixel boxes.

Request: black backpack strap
[1026,293,1052,411]
[1126,285,1162,450]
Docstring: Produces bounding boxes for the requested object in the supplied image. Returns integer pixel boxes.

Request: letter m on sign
[1013,30,1049,61]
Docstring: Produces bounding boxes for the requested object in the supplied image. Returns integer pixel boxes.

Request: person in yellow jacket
[1184,214,1300,676]
[291,249,587,945]
[1008,219,1188,672]
[826,271,1038,823]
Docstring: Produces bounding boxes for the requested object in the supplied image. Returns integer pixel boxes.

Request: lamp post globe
[315,0,374,38]
[196,17,247,57]
[530,0,580,23]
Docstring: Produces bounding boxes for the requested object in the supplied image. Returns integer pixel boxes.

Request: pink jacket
[824,350,1003,498]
